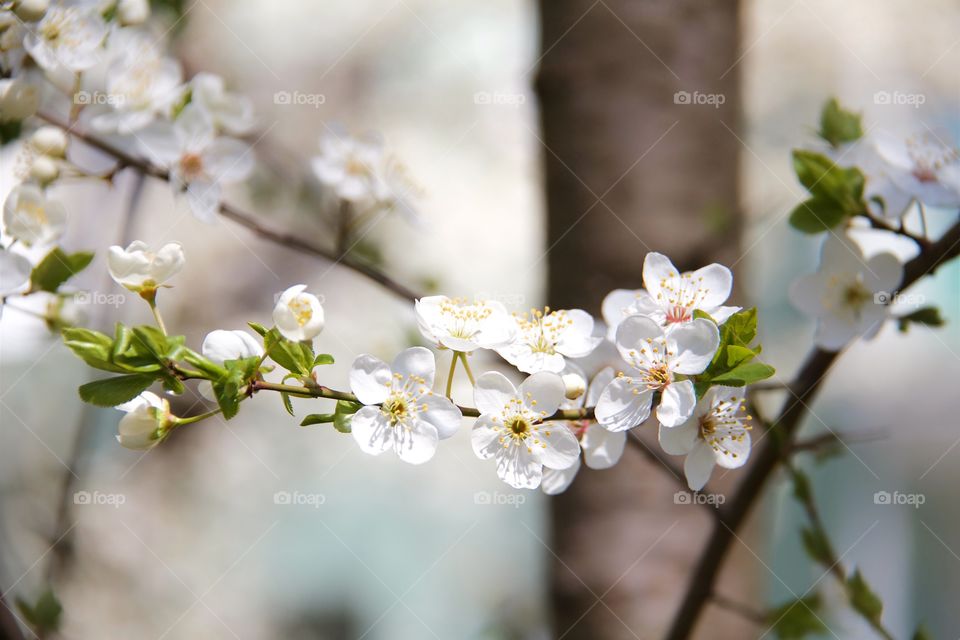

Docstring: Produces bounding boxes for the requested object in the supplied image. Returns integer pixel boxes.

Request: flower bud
[12,0,49,22]
[115,392,173,450]
[272,284,325,342]
[117,0,150,25]
[562,372,587,401]
[30,126,69,158]
[0,79,40,121]
[30,155,60,185]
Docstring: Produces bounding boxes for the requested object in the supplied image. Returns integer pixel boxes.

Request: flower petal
[471,415,501,460]
[519,371,564,417]
[535,423,580,470]
[690,263,733,310]
[394,420,439,465]
[496,444,542,489]
[582,425,626,469]
[643,252,680,302]
[350,406,392,455]
[614,315,664,367]
[594,376,653,432]
[658,419,698,456]
[474,371,517,416]
[391,346,436,389]
[542,457,581,495]
[657,379,697,427]
[668,318,719,375]
[349,354,391,405]
[683,441,717,491]
[420,394,462,440]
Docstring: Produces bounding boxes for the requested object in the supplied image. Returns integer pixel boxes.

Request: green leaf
[16,589,62,635]
[78,373,156,407]
[301,413,336,426]
[800,527,834,566]
[791,468,812,503]
[62,327,127,373]
[897,307,945,333]
[818,98,863,148]
[30,248,94,293]
[211,356,260,420]
[333,399,361,433]
[765,594,828,639]
[313,353,335,366]
[847,569,883,623]
[912,624,932,640]
[281,392,294,416]
[247,321,268,337]
[789,196,849,233]
[264,328,315,375]
[710,361,776,386]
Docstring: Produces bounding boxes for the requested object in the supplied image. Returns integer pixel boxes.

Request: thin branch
[35,112,423,302]
[625,430,696,497]
[665,217,960,640]
[862,212,930,249]
[789,429,886,455]
[709,592,767,626]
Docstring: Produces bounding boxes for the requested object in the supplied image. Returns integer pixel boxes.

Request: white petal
[864,252,903,295]
[204,137,254,183]
[684,441,717,491]
[536,423,580,470]
[185,180,222,223]
[642,252,680,302]
[420,394,462,440]
[711,306,741,325]
[585,366,615,408]
[542,457,581,495]
[712,430,751,470]
[349,354,391,405]
[519,371,564,417]
[135,120,181,167]
[690,263,733,310]
[814,315,858,351]
[393,420,439,465]
[391,346,436,388]
[581,426,626,469]
[789,273,828,317]
[474,371,517,416]
[350,407,393,455]
[658,419,698,456]
[594,377,653,432]
[556,309,602,358]
[496,444,542,490]
[668,318,719,375]
[614,315,664,366]
[601,288,640,338]
[175,104,215,152]
[471,415,501,460]
[657,379,697,427]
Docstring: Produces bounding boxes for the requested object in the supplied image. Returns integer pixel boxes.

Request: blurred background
[1,0,958,638]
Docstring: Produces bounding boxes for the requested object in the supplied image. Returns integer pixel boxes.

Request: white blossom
[595,316,719,431]
[23,4,106,73]
[471,370,579,489]
[272,284,324,342]
[115,391,171,450]
[190,72,255,136]
[415,295,515,353]
[542,366,626,495]
[349,346,462,464]
[495,307,601,374]
[871,130,960,213]
[198,329,264,400]
[107,240,185,293]
[0,250,32,302]
[3,184,67,246]
[659,386,752,491]
[137,104,254,222]
[789,231,903,350]
[603,252,739,338]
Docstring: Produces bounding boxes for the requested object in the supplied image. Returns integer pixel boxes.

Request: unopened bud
[13,0,49,22]
[0,79,40,121]
[31,126,69,158]
[30,155,60,185]
[117,0,150,26]
[562,373,586,401]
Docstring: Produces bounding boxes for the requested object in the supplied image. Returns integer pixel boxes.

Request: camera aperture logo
[474,490,526,508]
[274,490,326,508]
[873,490,925,508]
[673,90,725,108]
[73,490,126,508]
[674,490,725,508]
[273,90,326,109]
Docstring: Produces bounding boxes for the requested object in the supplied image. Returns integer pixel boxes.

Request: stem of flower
[458,351,476,386]
[174,408,223,426]
[148,299,168,335]
[445,351,458,399]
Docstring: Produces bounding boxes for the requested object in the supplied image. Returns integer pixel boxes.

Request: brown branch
[35,112,423,302]
[665,217,960,640]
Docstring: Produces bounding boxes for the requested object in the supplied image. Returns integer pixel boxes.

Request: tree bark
[535,1,744,637]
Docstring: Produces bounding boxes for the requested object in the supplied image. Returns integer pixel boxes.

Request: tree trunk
[535,1,745,637]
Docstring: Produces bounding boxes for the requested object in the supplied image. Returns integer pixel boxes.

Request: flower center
[381,394,410,426]
[287,296,313,327]
[179,153,205,181]
[506,415,531,438]
[665,304,693,324]
[656,272,713,316]
[643,363,671,389]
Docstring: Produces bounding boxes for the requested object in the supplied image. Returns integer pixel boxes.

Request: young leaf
[313,353,335,366]
[62,327,127,373]
[264,328,315,375]
[847,569,883,623]
[30,248,94,293]
[281,392,294,416]
[78,373,157,407]
[333,399,361,433]
[789,197,848,234]
[897,307,945,333]
[710,361,776,386]
[247,321,268,337]
[764,594,827,639]
[818,98,863,148]
[800,527,834,566]
[16,589,62,635]
[211,356,260,420]
[301,413,336,426]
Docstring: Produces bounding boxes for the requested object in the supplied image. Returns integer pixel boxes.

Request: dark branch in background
[35,113,424,302]
[665,217,960,640]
